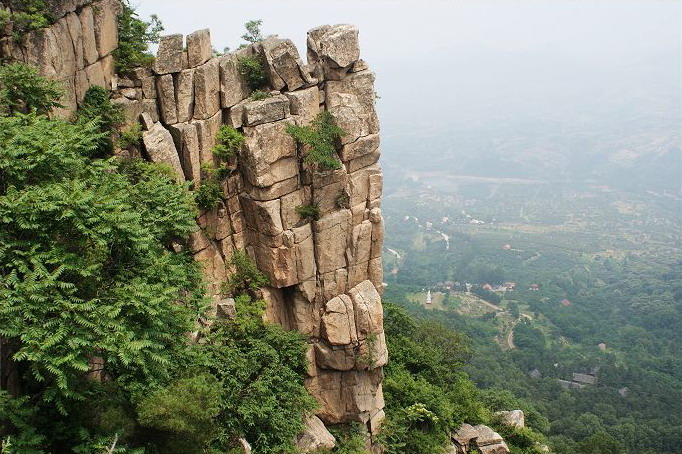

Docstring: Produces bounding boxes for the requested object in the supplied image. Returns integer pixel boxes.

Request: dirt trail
[506,328,516,349]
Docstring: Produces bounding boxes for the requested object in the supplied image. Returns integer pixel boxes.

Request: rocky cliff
[1,0,387,439]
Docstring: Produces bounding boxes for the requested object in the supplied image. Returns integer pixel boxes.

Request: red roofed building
[529,284,539,291]
[482,283,493,291]
[561,298,571,307]
[503,244,512,250]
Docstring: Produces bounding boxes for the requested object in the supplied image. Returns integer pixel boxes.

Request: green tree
[0,63,62,116]
[113,1,164,74]
[241,19,263,44]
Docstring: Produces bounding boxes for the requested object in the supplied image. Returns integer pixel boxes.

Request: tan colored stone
[307,24,360,75]
[242,175,299,202]
[243,94,290,126]
[154,34,184,74]
[348,261,369,289]
[315,342,355,371]
[84,60,105,87]
[194,110,223,164]
[313,210,351,274]
[295,225,316,282]
[261,37,306,91]
[296,416,336,454]
[285,87,319,125]
[113,98,158,126]
[188,230,210,253]
[156,74,177,124]
[92,0,118,57]
[241,120,298,188]
[186,28,212,68]
[142,122,184,181]
[306,369,384,424]
[349,221,372,265]
[253,238,298,288]
[356,331,388,370]
[219,54,251,108]
[194,244,227,295]
[368,172,383,202]
[178,123,201,182]
[193,58,220,120]
[348,280,383,339]
[326,71,379,145]
[290,280,318,336]
[368,258,383,295]
[240,197,283,236]
[262,287,295,329]
[349,164,381,207]
[64,12,83,69]
[340,134,379,162]
[370,213,384,259]
[346,147,380,173]
[280,187,311,230]
[79,6,98,65]
[141,76,156,99]
[321,294,357,346]
[176,69,194,122]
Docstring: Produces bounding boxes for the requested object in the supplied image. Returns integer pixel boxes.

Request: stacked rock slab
[0,0,121,116]
[128,25,387,434]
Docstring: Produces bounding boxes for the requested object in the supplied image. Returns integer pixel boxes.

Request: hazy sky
[135,0,681,176]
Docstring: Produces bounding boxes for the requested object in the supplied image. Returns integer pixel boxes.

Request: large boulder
[307,24,360,79]
[186,28,212,68]
[296,416,336,453]
[154,34,184,74]
[142,122,184,181]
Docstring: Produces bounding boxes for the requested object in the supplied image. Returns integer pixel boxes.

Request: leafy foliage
[76,86,124,156]
[378,303,486,454]
[0,63,62,116]
[286,111,345,170]
[0,113,202,413]
[137,374,221,450]
[237,55,268,91]
[184,295,317,453]
[194,177,223,210]
[113,1,164,75]
[117,123,143,150]
[212,125,244,161]
[249,90,272,101]
[329,423,370,454]
[1,0,53,39]
[296,204,321,222]
[241,19,263,44]
[222,251,269,297]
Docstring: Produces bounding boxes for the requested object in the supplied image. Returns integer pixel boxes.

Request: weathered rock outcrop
[0,0,121,116]
[1,1,386,443]
[451,424,510,454]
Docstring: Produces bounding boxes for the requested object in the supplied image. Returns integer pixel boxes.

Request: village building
[529,284,540,291]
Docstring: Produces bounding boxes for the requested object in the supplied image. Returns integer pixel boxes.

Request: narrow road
[506,328,515,349]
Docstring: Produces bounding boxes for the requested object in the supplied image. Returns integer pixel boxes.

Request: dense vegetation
[382,174,682,454]
[0,63,315,454]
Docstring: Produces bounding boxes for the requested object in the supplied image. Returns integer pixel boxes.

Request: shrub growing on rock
[286,111,345,170]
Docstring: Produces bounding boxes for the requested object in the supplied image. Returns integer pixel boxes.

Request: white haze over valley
[137,0,682,193]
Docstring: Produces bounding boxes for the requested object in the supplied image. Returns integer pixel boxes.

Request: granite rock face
[0,0,120,116]
[8,10,386,442]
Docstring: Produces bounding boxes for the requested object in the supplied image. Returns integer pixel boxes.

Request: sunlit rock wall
[0,0,387,432]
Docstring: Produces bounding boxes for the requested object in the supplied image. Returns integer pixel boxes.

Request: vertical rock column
[128,24,387,434]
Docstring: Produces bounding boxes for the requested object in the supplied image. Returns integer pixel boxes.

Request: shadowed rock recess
[1,0,387,440]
